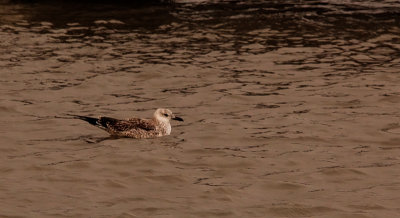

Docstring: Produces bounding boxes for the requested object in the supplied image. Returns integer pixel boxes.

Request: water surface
[1,0,400,217]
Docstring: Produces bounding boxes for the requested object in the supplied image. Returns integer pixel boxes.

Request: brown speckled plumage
[74,108,183,139]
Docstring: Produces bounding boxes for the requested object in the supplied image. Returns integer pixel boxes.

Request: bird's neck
[154,118,171,135]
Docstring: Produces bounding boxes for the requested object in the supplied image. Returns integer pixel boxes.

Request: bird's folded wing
[126,118,156,131]
[98,117,156,132]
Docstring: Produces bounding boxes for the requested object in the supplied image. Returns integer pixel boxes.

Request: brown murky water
[1,0,400,217]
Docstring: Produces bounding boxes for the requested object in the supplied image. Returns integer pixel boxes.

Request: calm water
[1,0,400,217]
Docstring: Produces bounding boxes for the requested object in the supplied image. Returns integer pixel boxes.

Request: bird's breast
[158,122,171,136]
[165,124,171,135]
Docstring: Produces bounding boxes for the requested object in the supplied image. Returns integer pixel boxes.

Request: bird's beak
[172,116,184,122]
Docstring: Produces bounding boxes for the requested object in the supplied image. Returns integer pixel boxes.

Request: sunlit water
[1,0,400,217]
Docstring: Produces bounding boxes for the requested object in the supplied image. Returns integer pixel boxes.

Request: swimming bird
[73,108,183,139]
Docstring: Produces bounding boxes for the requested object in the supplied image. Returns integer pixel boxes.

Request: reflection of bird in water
[73,108,183,139]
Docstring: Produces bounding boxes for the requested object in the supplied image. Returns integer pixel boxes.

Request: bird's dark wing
[98,117,155,132]
[97,117,122,130]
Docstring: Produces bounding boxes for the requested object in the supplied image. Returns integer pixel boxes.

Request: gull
[73,108,183,139]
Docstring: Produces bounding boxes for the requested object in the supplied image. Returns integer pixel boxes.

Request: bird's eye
[163,113,169,117]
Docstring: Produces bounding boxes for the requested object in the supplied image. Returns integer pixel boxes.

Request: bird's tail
[77,116,99,126]
[69,114,99,126]
[67,114,117,131]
